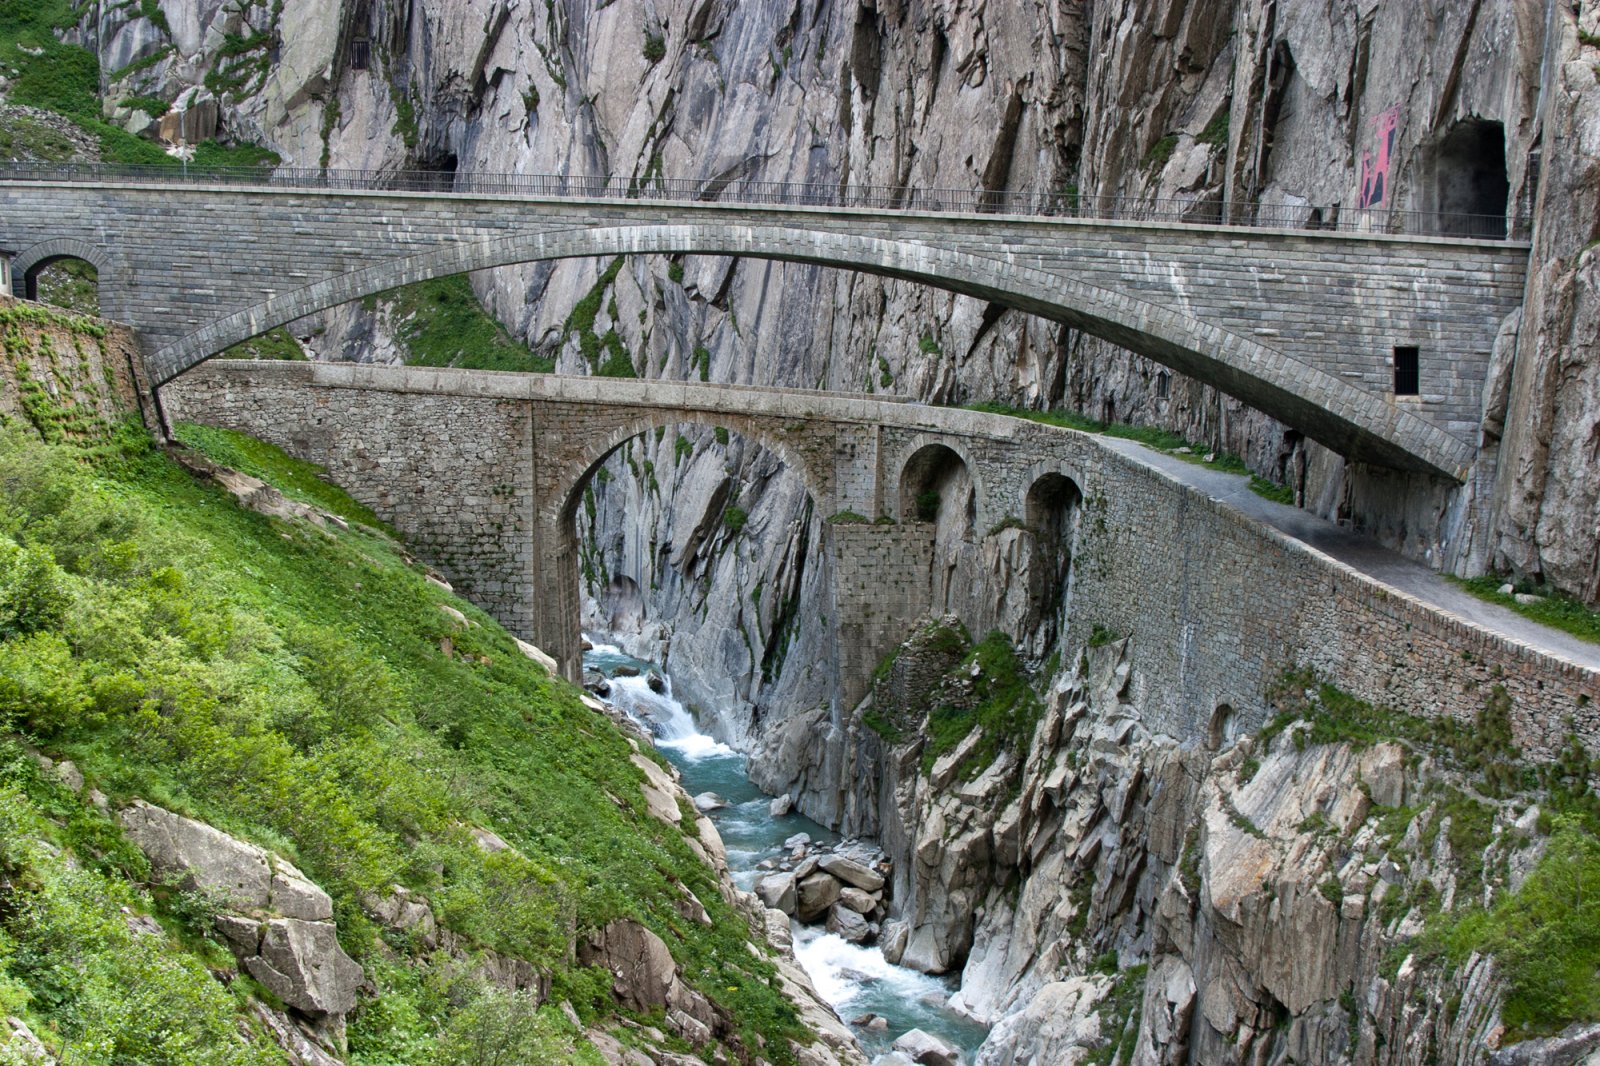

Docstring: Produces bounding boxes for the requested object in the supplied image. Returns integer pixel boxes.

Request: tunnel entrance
[1430,118,1508,238]
[1025,472,1082,647]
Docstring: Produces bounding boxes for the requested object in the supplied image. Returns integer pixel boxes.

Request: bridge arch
[147,223,1473,481]
[12,238,118,316]
[889,434,986,529]
[553,410,828,531]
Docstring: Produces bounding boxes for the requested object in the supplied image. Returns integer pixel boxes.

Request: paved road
[1097,436,1600,673]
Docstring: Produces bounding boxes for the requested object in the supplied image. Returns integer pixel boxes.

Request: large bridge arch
[144,223,1475,481]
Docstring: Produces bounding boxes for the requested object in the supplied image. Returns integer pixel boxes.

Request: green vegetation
[562,258,633,377]
[722,505,748,533]
[374,275,555,375]
[642,33,666,63]
[1199,110,1230,149]
[1249,475,1295,504]
[1448,575,1600,646]
[218,326,307,364]
[922,631,1042,776]
[1264,670,1600,1040]
[962,400,1280,485]
[0,314,807,1060]
[914,490,940,522]
[1429,814,1600,1038]
[0,0,283,166]
[826,510,870,524]
[0,110,84,161]
[171,423,385,530]
[1086,963,1148,1065]
[1144,133,1179,173]
[917,332,941,355]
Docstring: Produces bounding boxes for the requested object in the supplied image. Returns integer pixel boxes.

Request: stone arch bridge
[164,361,1597,757]
[0,172,1529,480]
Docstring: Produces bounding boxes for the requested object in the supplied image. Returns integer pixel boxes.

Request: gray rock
[796,872,842,923]
[692,791,728,812]
[770,793,794,817]
[245,918,363,1016]
[578,919,677,1013]
[754,871,798,915]
[119,800,332,920]
[825,903,871,943]
[891,1028,961,1066]
[784,832,812,849]
[818,854,885,893]
[838,886,878,914]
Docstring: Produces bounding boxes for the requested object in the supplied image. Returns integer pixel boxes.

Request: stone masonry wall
[160,362,536,634]
[164,361,1600,759]
[0,181,1529,475]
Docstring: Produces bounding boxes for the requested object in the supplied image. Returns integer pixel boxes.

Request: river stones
[691,792,728,812]
[817,854,884,892]
[795,872,841,922]
[838,886,877,914]
[825,903,870,943]
[769,793,794,817]
[754,872,797,915]
[891,1028,961,1066]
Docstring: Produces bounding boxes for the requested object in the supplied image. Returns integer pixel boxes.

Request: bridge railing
[0,162,1524,240]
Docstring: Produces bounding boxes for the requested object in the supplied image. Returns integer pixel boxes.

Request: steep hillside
[0,301,854,1064]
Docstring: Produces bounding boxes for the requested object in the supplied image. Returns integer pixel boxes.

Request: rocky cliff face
[838,630,1592,1066]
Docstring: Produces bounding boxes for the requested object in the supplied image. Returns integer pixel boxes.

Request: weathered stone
[824,904,870,943]
[838,887,877,914]
[754,872,797,915]
[692,791,728,812]
[795,873,841,923]
[579,919,677,1013]
[770,793,794,817]
[245,918,363,1016]
[891,1028,962,1066]
[816,854,885,893]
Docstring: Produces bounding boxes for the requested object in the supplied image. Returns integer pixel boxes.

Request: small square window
[1393,346,1419,396]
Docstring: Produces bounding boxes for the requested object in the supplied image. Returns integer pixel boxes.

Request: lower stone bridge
[164,361,1597,758]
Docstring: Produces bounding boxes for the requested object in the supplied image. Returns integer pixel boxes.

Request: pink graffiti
[1359,105,1401,209]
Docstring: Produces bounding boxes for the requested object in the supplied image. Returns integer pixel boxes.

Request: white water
[584,634,989,1061]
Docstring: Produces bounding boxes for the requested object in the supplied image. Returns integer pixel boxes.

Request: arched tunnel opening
[1024,472,1083,648]
[1431,117,1509,238]
[899,443,977,615]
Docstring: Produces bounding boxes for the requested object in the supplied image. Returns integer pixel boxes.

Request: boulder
[817,854,885,893]
[245,918,363,1016]
[119,800,332,920]
[825,904,870,943]
[580,919,677,1012]
[770,793,795,817]
[838,886,877,914]
[646,671,667,694]
[692,791,728,812]
[611,664,641,678]
[892,1028,961,1066]
[796,872,842,923]
[630,753,683,825]
[755,871,798,915]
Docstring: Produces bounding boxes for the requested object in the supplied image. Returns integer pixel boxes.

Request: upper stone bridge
[163,360,1597,759]
[0,170,1529,480]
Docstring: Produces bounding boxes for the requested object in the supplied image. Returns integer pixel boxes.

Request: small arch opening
[899,443,973,533]
[1208,703,1240,751]
[25,256,99,315]
[1024,472,1082,645]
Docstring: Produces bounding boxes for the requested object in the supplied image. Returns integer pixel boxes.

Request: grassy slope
[0,314,804,1061]
[368,276,555,375]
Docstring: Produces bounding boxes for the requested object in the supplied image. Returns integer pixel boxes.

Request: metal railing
[0,162,1525,240]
